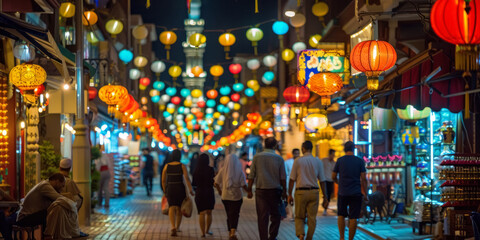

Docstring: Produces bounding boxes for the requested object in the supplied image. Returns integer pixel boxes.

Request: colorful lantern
[149,89,159,97]
[272,21,289,36]
[206,90,218,99]
[233,83,244,92]
[151,60,166,75]
[159,31,177,60]
[229,63,242,82]
[219,86,231,96]
[191,66,203,77]
[231,93,241,102]
[132,25,149,40]
[59,2,75,18]
[289,13,306,28]
[129,69,141,80]
[191,89,203,98]
[133,56,148,68]
[218,33,236,59]
[169,65,182,80]
[308,34,322,48]
[246,27,264,55]
[245,88,255,97]
[209,65,224,80]
[166,87,177,96]
[197,101,206,108]
[247,59,260,70]
[303,73,343,106]
[350,40,397,91]
[312,2,329,19]
[119,49,134,63]
[292,41,307,53]
[82,10,98,25]
[98,85,128,112]
[171,96,181,105]
[139,77,150,87]
[263,71,275,82]
[263,55,277,68]
[86,32,99,44]
[304,113,328,133]
[431,0,480,72]
[105,19,124,37]
[180,88,191,98]
[9,63,46,91]
[281,48,295,63]
[283,86,310,104]
[247,80,260,91]
[219,96,230,105]
[88,87,98,100]
[206,99,216,107]
[153,81,165,91]
[13,42,35,62]
[189,33,206,47]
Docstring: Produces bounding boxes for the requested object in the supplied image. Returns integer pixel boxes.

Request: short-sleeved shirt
[322,158,336,182]
[333,155,366,196]
[290,153,326,188]
[17,180,63,221]
[248,149,286,190]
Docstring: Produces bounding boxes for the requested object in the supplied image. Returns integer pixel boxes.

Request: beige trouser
[294,189,319,240]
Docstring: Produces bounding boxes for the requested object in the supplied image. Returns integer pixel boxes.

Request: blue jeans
[0,210,17,240]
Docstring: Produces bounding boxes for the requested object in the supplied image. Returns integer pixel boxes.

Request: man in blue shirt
[332,141,368,240]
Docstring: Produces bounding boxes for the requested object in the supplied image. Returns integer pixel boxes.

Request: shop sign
[297,49,350,85]
[273,103,289,132]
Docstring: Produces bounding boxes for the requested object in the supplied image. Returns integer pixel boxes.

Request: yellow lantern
[59,2,75,18]
[184,99,192,107]
[141,97,148,105]
[98,85,128,113]
[217,120,225,126]
[168,65,182,80]
[281,48,295,63]
[159,104,166,111]
[247,79,258,89]
[189,33,206,47]
[86,31,99,44]
[304,113,328,133]
[209,65,224,80]
[191,89,203,98]
[213,112,221,119]
[132,25,149,40]
[105,19,124,37]
[312,2,329,19]
[133,56,148,68]
[82,11,98,25]
[219,96,230,105]
[246,28,264,55]
[159,31,177,60]
[218,33,236,59]
[260,121,272,130]
[9,63,46,103]
[191,66,203,77]
[167,107,175,114]
[240,97,248,105]
[308,34,322,48]
[149,89,159,97]
[234,103,241,110]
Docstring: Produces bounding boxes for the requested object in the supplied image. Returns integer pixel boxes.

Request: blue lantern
[263,71,275,81]
[166,87,177,96]
[272,21,289,36]
[207,99,216,108]
[223,107,231,113]
[233,83,244,92]
[217,105,225,112]
[206,114,213,119]
[220,86,231,96]
[163,111,171,118]
[180,88,191,98]
[178,106,185,114]
[153,81,165,91]
[151,95,160,103]
[119,49,133,63]
[245,88,255,97]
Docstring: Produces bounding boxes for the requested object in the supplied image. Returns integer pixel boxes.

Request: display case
[113,155,132,196]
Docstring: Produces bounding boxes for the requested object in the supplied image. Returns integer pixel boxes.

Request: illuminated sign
[297,49,350,85]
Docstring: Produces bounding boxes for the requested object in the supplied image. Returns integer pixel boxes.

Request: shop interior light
[63,84,70,90]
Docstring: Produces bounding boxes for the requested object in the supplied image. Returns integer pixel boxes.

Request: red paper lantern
[350,40,396,91]
[231,93,240,102]
[34,84,45,96]
[197,100,206,108]
[88,87,97,100]
[139,77,151,87]
[171,96,181,105]
[283,86,310,104]
[229,63,242,75]
[431,0,480,71]
[307,73,343,106]
[206,89,218,99]
[119,95,134,112]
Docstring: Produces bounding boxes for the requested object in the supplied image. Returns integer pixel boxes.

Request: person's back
[335,155,365,196]
[18,180,62,222]
[293,154,324,188]
[251,150,284,189]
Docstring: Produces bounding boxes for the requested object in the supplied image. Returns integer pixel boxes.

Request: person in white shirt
[214,154,248,240]
[285,148,300,220]
[95,145,112,208]
[321,149,336,215]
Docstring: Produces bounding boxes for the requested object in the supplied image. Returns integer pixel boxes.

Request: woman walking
[192,153,215,237]
[214,154,247,240]
[162,149,194,237]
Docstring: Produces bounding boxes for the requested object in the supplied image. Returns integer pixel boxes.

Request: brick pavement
[83,184,373,240]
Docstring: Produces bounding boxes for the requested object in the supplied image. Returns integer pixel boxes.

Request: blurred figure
[162,149,194,237]
[192,153,215,237]
[95,145,112,208]
[215,154,248,240]
[285,148,300,220]
[215,154,226,174]
[0,189,16,240]
[189,152,199,177]
[322,149,336,215]
[59,158,83,210]
[240,152,249,178]
[141,148,155,197]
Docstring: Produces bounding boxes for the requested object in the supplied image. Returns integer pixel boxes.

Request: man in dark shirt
[332,141,367,240]
[142,148,155,197]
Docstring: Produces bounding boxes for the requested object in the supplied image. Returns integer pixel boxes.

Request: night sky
[131,0,279,87]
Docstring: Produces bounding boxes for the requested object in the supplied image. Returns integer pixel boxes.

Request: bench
[12,225,41,240]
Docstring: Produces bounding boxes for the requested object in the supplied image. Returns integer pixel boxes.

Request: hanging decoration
[263,55,277,69]
[168,65,182,81]
[13,42,35,62]
[129,69,141,80]
[98,84,129,114]
[350,40,397,92]
[189,33,206,47]
[153,81,165,91]
[218,33,236,59]
[191,66,203,77]
[105,19,124,37]
[308,34,322,48]
[88,87,98,101]
[229,63,242,83]
[159,31,177,60]
[247,80,260,92]
[9,63,47,104]
[262,71,275,85]
[396,105,431,121]
[151,60,166,80]
[312,1,329,21]
[119,49,134,64]
[281,48,295,63]
[304,113,328,133]
[273,103,289,132]
[59,2,75,18]
[303,72,343,106]
[233,83,244,92]
[272,21,289,49]
[206,89,218,99]
[133,56,148,68]
[246,27,264,55]
[82,10,98,26]
[283,86,310,104]
[139,77,151,90]
[292,41,307,53]
[132,25,149,40]
[209,65,224,84]
[247,59,260,79]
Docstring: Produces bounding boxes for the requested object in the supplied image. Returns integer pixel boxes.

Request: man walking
[287,141,328,240]
[247,137,287,240]
[321,149,336,215]
[141,148,155,197]
[332,141,368,240]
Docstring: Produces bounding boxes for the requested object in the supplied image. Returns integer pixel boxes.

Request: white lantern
[132,25,149,40]
[227,101,235,109]
[290,13,306,28]
[13,43,35,62]
[304,113,328,133]
[165,115,173,122]
[161,94,171,102]
[184,108,190,114]
[167,103,175,109]
[206,108,214,114]
[263,55,277,68]
[129,69,141,80]
[292,42,307,53]
[247,59,260,70]
[262,76,273,85]
[151,60,166,74]
[219,115,226,121]
[169,124,176,130]
[133,56,148,68]
[176,114,184,120]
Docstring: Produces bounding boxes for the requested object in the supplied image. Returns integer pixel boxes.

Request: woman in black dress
[162,149,194,237]
[192,153,215,237]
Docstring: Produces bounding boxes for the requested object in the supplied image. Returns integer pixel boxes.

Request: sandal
[171,228,177,237]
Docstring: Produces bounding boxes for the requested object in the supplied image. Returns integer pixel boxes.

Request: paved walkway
[83,184,373,240]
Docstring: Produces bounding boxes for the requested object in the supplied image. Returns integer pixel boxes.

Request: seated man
[59,158,83,210]
[0,189,17,240]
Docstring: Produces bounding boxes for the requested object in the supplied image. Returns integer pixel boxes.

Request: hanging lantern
[129,69,141,80]
[263,55,277,68]
[229,63,242,82]
[189,33,206,47]
[59,2,75,18]
[312,2,329,20]
[180,88,191,98]
[220,96,230,105]
[246,27,264,55]
[105,19,124,37]
[168,65,182,80]
[218,33,236,59]
[140,97,148,105]
[292,41,307,53]
[191,89,203,98]
[247,59,260,70]
[289,13,306,28]
[219,86,231,96]
[139,77,151,87]
[272,21,289,49]
[151,60,166,76]
[191,66,203,77]
[283,86,310,104]
[233,83,244,92]
[133,56,148,68]
[9,64,46,92]
[87,31,99,44]
[262,71,275,85]
[88,87,98,100]
[171,96,181,105]
[303,73,343,106]
[153,81,165,91]
[206,89,218,99]
[431,0,480,72]
[82,10,98,26]
[231,93,241,102]
[98,85,128,113]
[308,34,322,48]
[304,113,328,133]
[247,80,260,91]
[13,42,35,62]
[159,31,177,60]
[281,48,295,63]
[166,87,177,96]
[350,40,397,91]
[209,65,224,80]
[119,49,134,63]
[132,25,149,40]
[149,89,159,97]
[244,88,255,97]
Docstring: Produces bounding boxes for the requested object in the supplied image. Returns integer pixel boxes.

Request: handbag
[181,196,193,218]
[161,196,169,215]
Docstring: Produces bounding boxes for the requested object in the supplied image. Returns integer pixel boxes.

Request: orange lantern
[304,73,343,106]
[82,11,98,26]
[209,65,224,80]
[350,40,397,91]
[260,121,272,130]
[218,33,236,59]
[98,84,129,113]
[206,89,218,99]
[159,31,177,60]
[191,66,203,77]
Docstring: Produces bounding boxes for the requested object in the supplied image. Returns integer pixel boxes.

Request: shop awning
[327,109,352,130]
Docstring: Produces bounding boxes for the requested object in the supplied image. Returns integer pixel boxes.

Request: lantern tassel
[255,0,258,13]
[279,36,284,50]
[146,0,150,8]
[214,80,218,89]
[254,46,258,56]
[166,50,170,60]
[455,45,479,72]
[465,82,470,119]
[297,0,301,7]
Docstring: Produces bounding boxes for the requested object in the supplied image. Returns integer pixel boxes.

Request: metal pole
[73,0,91,226]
